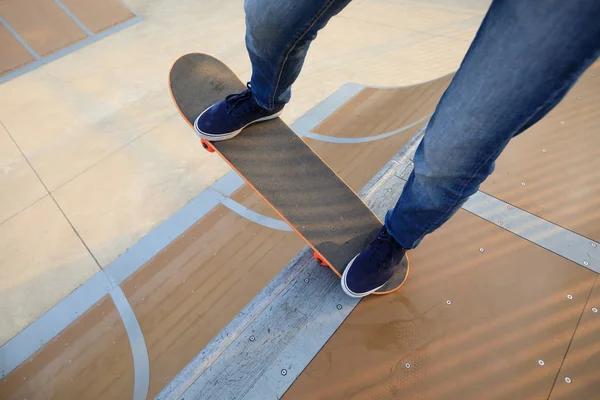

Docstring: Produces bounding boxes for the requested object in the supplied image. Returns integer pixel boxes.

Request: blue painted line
[53,0,94,37]
[110,287,150,400]
[117,0,140,17]
[104,189,221,285]
[210,170,245,197]
[0,16,41,61]
[0,16,141,85]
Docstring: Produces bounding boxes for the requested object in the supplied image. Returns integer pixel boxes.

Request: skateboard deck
[169,53,408,294]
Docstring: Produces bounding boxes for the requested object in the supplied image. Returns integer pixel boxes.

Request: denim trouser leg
[385,0,600,249]
[244,0,353,110]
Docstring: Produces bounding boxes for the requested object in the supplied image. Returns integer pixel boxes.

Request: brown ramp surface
[480,62,600,242]
[284,209,597,400]
[548,277,600,400]
[305,74,453,191]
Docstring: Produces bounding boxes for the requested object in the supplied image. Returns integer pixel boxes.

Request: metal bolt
[542,149,547,153]
[446,300,452,305]
[507,205,513,210]
[281,369,287,376]
[387,188,392,192]
[538,360,545,366]
[479,248,485,253]
[591,242,597,248]
[577,96,581,99]
[340,216,344,221]
[331,227,335,231]
[592,308,598,313]
[336,304,343,310]
[567,295,573,300]
[249,335,255,342]
[521,182,526,186]
[304,278,309,283]
[583,261,589,266]
[405,363,411,369]
[561,121,565,124]
[498,221,503,226]
[565,377,572,384]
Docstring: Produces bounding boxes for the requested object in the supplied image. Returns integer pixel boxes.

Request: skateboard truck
[201,139,215,153]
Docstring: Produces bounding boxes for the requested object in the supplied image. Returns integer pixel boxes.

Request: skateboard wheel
[200,139,215,153]
[313,252,327,267]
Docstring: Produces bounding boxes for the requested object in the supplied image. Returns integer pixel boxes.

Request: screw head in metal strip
[340,216,344,220]
[577,96,581,99]
[304,278,309,283]
[591,242,597,248]
[583,261,589,266]
[479,248,485,253]
[521,182,526,186]
[405,363,411,369]
[446,300,452,305]
[542,149,547,153]
[281,369,287,376]
[567,295,573,300]
[538,360,544,366]
[498,221,503,225]
[565,377,572,383]
[507,205,513,210]
[561,121,565,124]
[249,335,255,342]
[336,304,343,310]
[592,307,598,313]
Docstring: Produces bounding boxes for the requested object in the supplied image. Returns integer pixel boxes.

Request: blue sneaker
[341,226,407,298]
[194,84,284,141]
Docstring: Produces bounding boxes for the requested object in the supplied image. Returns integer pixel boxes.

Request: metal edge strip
[463,191,599,272]
[176,151,413,400]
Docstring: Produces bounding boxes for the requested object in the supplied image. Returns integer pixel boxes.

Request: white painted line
[216,191,293,232]
[301,114,431,143]
[110,287,150,400]
[292,83,365,135]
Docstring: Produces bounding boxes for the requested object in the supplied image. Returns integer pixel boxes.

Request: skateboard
[169,53,408,295]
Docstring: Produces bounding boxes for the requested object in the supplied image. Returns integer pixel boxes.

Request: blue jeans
[244,0,600,249]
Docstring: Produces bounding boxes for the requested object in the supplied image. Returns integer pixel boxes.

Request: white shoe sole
[341,254,386,298]
[194,104,283,141]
